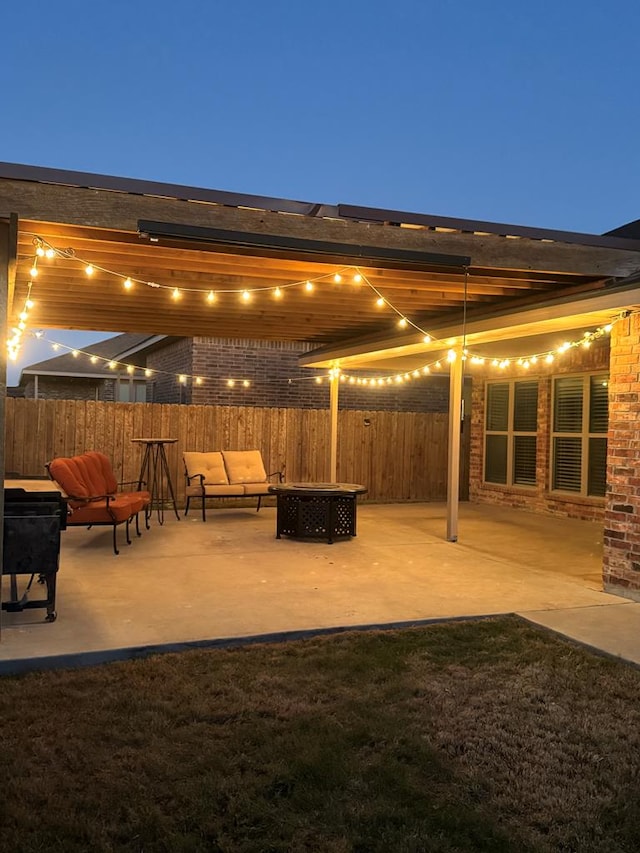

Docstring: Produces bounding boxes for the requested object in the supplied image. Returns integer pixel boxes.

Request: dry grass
[1,616,640,852]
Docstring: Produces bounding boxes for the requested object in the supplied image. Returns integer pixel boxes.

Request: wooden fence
[4,399,470,505]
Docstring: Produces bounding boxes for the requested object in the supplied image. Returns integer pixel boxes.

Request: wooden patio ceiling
[3,164,640,359]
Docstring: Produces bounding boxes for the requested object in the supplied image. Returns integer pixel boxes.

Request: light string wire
[8,234,627,389]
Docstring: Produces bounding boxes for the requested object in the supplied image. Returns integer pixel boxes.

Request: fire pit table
[268,482,367,544]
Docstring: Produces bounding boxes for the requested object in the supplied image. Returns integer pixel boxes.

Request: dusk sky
[4,0,640,382]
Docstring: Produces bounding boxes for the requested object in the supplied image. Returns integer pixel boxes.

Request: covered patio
[0,501,629,674]
[3,162,640,653]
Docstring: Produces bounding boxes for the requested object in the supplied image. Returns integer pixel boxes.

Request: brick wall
[469,338,610,522]
[146,338,194,403]
[22,376,104,401]
[178,337,451,413]
[603,313,640,598]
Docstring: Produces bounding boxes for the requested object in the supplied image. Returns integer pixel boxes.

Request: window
[552,373,608,497]
[485,380,538,486]
[117,379,147,403]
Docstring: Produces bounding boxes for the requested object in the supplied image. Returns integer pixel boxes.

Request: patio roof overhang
[1,162,640,364]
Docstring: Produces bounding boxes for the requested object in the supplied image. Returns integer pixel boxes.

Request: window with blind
[117,379,148,403]
[485,380,538,486]
[551,373,608,497]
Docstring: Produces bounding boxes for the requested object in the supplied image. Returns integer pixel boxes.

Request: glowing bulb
[19,312,27,321]
[194,376,202,384]
[90,356,98,364]
[241,290,251,302]
[71,349,79,358]
[545,354,554,364]
[145,369,153,378]
[604,324,613,333]
[378,378,384,385]
[531,356,538,364]
[45,248,55,259]
[523,360,530,369]
[395,375,403,383]
[207,290,216,303]
[315,376,323,384]
[25,300,34,309]
[434,361,441,369]
[52,344,60,351]
[172,287,180,300]
[179,374,187,384]
[30,266,38,278]
[36,246,45,257]
[398,318,408,329]
[126,364,134,374]
[85,264,94,276]
[305,280,314,292]
[227,378,235,387]
[422,366,430,374]
[123,278,133,290]
[273,287,282,299]
[353,273,362,283]
[108,360,116,369]
[349,376,355,384]
[423,335,431,344]
[333,273,342,284]
[376,297,385,307]
[243,380,250,388]
[412,370,420,377]
[18,322,25,330]
[582,339,591,348]
[447,349,456,362]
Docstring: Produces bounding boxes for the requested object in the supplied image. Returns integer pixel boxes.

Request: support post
[329,370,339,482]
[446,346,463,541]
[0,214,18,638]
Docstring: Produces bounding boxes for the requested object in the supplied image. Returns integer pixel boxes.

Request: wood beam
[3,180,640,276]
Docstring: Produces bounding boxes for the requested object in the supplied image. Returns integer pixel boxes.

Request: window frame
[484,378,538,488]
[550,371,608,498]
[116,378,148,403]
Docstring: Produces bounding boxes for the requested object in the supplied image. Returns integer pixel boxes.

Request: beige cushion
[203,484,245,497]
[183,451,229,485]
[223,450,267,485]
[241,483,271,496]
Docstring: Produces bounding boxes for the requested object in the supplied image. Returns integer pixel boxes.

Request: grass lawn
[2,616,640,852]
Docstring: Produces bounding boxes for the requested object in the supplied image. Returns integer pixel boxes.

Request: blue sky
[4,0,640,382]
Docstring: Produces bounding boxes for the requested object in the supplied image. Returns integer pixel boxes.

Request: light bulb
[179,374,187,384]
[195,376,202,384]
[243,380,250,388]
[273,287,282,299]
[333,273,342,284]
[207,290,216,303]
[30,267,38,278]
[123,278,133,290]
[36,246,45,257]
[376,297,385,307]
[305,281,314,292]
[241,290,251,302]
[447,349,456,362]
[71,350,79,358]
[145,369,153,378]
[353,273,362,283]
[85,264,94,276]
[172,288,180,300]
[45,248,55,259]
[90,356,98,364]
[398,318,408,329]
[227,378,235,387]
[25,300,34,309]
[423,335,431,344]
[126,364,134,374]
[108,360,116,368]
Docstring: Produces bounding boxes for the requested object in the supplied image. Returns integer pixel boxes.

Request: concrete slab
[0,502,628,673]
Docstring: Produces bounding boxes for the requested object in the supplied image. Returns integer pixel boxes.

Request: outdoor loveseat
[46,451,151,554]
[183,450,284,521]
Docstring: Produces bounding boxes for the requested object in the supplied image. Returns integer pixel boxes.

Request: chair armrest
[187,473,205,485]
[118,479,143,488]
[268,467,285,483]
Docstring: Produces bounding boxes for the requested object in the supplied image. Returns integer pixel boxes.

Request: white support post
[446,346,463,541]
[329,371,339,483]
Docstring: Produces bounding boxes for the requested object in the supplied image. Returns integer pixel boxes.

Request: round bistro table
[268,482,367,544]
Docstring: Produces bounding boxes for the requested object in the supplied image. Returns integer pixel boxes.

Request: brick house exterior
[15,333,453,414]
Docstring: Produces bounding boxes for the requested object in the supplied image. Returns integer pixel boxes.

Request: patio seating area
[0,501,629,674]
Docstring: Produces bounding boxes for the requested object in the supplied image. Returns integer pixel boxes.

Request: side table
[268,482,367,544]
[131,438,181,525]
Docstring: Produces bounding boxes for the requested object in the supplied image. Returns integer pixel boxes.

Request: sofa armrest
[268,465,285,483]
[187,473,205,485]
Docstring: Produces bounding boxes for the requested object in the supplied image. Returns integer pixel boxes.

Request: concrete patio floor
[1,501,637,674]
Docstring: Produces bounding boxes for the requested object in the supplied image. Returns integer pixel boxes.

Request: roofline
[20,369,146,380]
[2,161,639,252]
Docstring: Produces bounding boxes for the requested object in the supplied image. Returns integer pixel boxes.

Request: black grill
[2,489,67,623]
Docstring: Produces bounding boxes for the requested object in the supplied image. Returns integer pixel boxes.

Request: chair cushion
[48,457,92,505]
[242,483,271,495]
[84,451,119,493]
[223,450,267,485]
[183,451,229,485]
